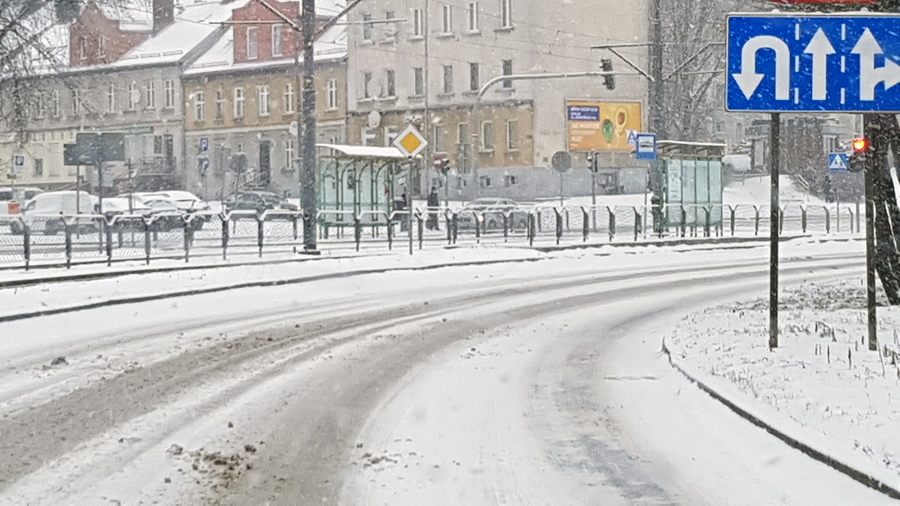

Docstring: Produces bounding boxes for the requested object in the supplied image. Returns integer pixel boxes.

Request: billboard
[567,101,642,152]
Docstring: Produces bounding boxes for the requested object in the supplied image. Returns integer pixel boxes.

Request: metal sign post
[770,114,780,350]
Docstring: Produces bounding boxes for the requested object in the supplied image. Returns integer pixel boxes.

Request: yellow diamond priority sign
[393,125,428,158]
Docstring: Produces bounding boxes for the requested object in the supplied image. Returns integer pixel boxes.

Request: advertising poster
[567,101,642,151]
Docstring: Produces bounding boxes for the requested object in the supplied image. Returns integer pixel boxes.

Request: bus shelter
[654,141,725,234]
[317,144,408,228]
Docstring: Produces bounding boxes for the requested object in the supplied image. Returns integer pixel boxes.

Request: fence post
[292,214,300,253]
[105,219,114,266]
[848,207,855,234]
[537,210,542,232]
[754,205,760,236]
[451,214,458,244]
[553,208,562,245]
[474,213,482,243]
[503,214,510,242]
[704,207,711,238]
[730,205,736,236]
[634,207,642,241]
[354,215,362,252]
[582,208,589,242]
[417,213,424,250]
[387,215,394,250]
[779,206,784,234]
[257,214,265,258]
[446,212,452,245]
[65,221,73,269]
[680,205,687,237]
[221,215,229,260]
[144,221,152,265]
[527,213,535,247]
[825,207,831,234]
[183,217,192,263]
[608,207,616,242]
[801,206,808,233]
[565,209,570,232]
[23,222,31,271]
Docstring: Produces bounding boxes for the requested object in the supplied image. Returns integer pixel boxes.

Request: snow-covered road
[0,242,890,504]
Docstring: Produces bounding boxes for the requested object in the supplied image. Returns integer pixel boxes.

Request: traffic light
[849,137,868,173]
[586,150,600,172]
[600,59,615,90]
[433,155,451,174]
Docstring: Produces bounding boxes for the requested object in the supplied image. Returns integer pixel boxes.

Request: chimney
[152,0,174,33]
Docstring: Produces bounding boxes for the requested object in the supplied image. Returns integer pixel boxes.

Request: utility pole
[300,0,317,252]
[649,0,665,138]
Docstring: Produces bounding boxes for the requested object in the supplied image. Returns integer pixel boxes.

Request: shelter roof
[317,144,407,160]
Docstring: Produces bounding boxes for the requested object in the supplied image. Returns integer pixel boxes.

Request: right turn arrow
[852,28,900,101]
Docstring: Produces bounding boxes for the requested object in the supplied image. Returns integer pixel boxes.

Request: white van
[9,190,98,234]
[0,186,44,215]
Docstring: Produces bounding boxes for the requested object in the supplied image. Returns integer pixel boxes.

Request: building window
[284,83,295,113]
[215,88,225,118]
[469,62,479,91]
[502,59,513,88]
[326,78,338,110]
[164,79,175,109]
[384,126,398,147]
[433,124,445,153]
[481,121,494,150]
[443,65,453,93]
[412,8,424,37]
[479,176,492,187]
[363,72,372,98]
[413,67,424,96]
[384,11,396,39]
[362,127,377,146]
[234,87,245,117]
[34,94,45,118]
[52,90,60,117]
[247,27,258,59]
[79,37,87,59]
[441,5,452,34]
[106,83,116,113]
[285,138,296,169]
[194,90,205,121]
[363,14,373,41]
[98,36,105,57]
[506,120,519,150]
[504,175,518,186]
[467,2,478,31]
[385,70,395,97]
[71,89,81,115]
[127,82,139,110]
[272,25,283,57]
[258,85,270,116]
[145,80,156,109]
[33,159,43,178]
[500,0,512,28]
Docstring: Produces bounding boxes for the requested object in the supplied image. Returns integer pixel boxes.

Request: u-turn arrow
[733,35,791,100]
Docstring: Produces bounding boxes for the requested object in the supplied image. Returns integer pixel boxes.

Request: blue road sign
[635,133,657,160]
[727,14,900,112]
[200,137,209,152]
[828,152,849,172]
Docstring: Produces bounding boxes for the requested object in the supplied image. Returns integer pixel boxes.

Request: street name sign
[727,14,900,112]
[828,152,849,172]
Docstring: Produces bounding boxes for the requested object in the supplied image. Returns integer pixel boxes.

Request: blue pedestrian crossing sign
[828,152,849,172]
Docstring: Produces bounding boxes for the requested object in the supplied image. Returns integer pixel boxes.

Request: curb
[660,337,900,500]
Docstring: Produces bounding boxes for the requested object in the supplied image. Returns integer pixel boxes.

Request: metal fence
[0,202,862,269]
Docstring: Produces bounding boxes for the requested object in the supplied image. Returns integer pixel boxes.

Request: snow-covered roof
[317,144,407,160]
[94,0,152,31]
[184,23,347,76]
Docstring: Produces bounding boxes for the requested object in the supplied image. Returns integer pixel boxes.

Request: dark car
[223,191,299,217]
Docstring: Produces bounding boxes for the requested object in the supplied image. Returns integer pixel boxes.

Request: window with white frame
[127,82,139,110]
[481,121,494,150]
[107,83,116,113]
[164,79,175,109]
[79,37,86,59]
[506,119,519,150]
[215,88,225,118]
[413,67,424,96]
[362,127,377,147]
[326,78,338,110]
[469,62,479,91]
[272,25,284,57]
[247,27,258,59]
[502,59,513,88]
[433,124,445,153]
[145,80,156,109]
[412,8,424,37]
[385,70,395,97]
[384,126,398,147]
[285,138,296,168]
[467,2,478,31]
[52,90,60,117]
[441,5,452,33]
[443,65,453,93]
[363,14,374,41]
[71,89,81,115]
[258,85,270,116]
[234,87,245,117]
[34,94,45,118]
[98,36,105,57]
[500,0,512,28]
[194,90,205,121]
[363,72,372,98]
[384,11,396,39]
[284,83,295,113]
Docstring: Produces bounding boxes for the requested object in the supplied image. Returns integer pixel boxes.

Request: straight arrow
[804,28,835,101]
[733,36,791,100]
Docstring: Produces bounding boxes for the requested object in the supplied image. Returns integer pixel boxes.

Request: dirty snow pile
[666,280,900,483]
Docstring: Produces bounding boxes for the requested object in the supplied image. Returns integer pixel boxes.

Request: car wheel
[44,220,60,235]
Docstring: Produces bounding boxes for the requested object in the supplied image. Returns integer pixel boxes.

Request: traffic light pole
[769,113,780,350]
[864,116,878,352]
[300,0,317,252]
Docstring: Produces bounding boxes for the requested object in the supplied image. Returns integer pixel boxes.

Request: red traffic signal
[433,155,450,174]
[852,138,869,152]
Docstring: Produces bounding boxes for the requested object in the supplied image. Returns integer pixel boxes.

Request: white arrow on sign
[852,28,900,101]
[733,35,791,100]
[804,29,835,101]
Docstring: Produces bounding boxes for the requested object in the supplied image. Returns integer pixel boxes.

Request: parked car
[100,197,155,231]
[143,190,211,229]
[223,191,299,215]
[8,191,98,235]
[456,198,528,230]
[0,186,43,215]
